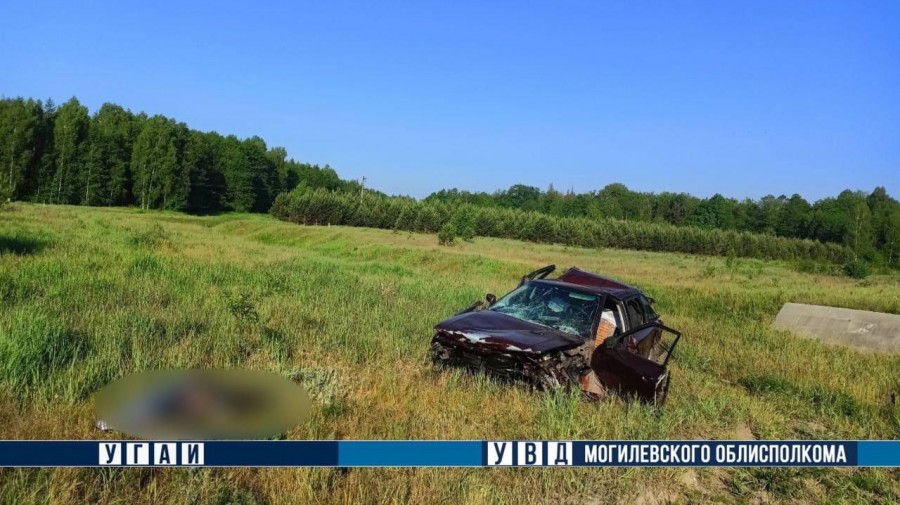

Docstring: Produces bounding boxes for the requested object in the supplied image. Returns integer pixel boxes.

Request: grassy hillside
[0,203,898,504]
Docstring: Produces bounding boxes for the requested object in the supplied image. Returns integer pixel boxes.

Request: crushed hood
[434,310,584,354]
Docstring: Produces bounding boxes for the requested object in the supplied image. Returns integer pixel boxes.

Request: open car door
[518,264,556,286]
[590,322,682,406]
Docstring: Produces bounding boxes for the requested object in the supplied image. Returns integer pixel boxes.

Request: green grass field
[1,203,898,504]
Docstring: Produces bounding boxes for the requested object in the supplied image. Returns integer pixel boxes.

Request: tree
[314,164,343,191]
[242,136,278,212]
[86,103,136,206]
[184,131,226,214]
[0,154,11,205]
[266,146,290,192]
[52,97,90,204]
[776,194,810,238]
[867,186,899,259]
[220,135,253,212]
[28,99,57,203]
[543,183,565,216]
[840,191,875,260]
[596,183,628,220]
[884,207,900,268]
[688,194,737,230]
[0,173,9,206]
[131,115,181,210]
[809,191,875,261]
[0,98,42,200]
[753,195,785,234]
[502,184,542,212]
[654,192,699,226]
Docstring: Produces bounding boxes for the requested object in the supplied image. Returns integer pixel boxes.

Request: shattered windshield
[490,281,600,338]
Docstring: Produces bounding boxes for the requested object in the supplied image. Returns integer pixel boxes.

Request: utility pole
[360,176,366,203]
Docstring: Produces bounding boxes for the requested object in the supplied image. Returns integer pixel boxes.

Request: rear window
[625,298,645,327]
[639,295,658,321]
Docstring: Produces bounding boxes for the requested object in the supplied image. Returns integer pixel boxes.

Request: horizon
[2,1,897,202]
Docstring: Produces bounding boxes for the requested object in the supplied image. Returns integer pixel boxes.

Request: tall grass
[0,202,897,504]
[0,310,89,399]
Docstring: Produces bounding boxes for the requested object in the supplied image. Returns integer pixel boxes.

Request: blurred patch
[95,369,311,439]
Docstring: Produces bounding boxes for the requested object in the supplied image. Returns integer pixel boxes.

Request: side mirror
[485,293,497,306]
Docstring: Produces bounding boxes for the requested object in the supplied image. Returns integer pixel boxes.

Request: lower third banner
[0,440,896,467]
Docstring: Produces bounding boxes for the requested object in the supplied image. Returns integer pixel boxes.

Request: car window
[490,281,600,338]
[608,301,625,334]
[625,297,645,327]
[639,295,658,321]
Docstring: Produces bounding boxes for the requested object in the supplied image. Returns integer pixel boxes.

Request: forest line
[1,95,896,267]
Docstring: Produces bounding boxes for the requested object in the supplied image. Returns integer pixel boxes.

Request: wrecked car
[431,265,681,405]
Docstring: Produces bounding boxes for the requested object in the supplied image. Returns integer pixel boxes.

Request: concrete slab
[773,302,900,354]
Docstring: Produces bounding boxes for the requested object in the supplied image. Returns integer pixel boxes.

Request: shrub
[843,260,870,279]
[272,187,855,264]
[452,210,476,242]
[725,247,737,269]
[226,291,260,325]
[437,223,457,246]
[794,259,840,276]
[457,223,475,242]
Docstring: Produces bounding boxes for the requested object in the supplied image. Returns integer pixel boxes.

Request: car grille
[432,339,532,381]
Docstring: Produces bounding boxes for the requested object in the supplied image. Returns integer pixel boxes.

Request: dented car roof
[553,267,641,299]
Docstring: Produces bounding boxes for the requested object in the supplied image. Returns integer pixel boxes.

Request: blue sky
[1,1,897,200]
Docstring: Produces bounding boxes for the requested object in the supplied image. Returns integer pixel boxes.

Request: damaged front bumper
[430,332,592,392]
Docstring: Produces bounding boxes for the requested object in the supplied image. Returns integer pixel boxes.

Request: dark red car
[431,265,681,405]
